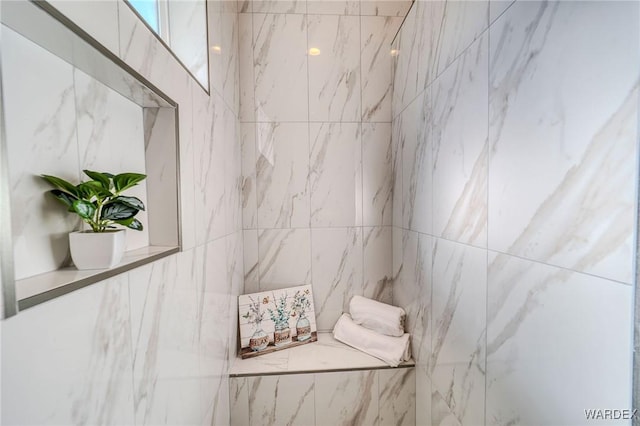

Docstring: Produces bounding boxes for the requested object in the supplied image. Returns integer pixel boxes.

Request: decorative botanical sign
[238,284,317,359]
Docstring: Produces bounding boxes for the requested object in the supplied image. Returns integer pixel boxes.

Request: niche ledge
[16,245,178,310]
[3,2,183,314]
[229,332,415,378]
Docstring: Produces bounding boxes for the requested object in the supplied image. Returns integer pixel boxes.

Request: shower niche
[0,1,181,314]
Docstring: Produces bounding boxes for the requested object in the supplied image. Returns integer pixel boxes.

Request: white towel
[349,295,406,337]
[333,313,411,367]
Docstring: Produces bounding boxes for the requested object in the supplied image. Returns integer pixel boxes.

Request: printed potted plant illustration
[41,170,146,270]
[268,292,292,347]
[291,288,312,342]
[243,295,269,352]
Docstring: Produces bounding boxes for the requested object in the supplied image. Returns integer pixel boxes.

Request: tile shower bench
[229,332,416,426]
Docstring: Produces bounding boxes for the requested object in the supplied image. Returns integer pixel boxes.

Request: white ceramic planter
[69,230,126,270]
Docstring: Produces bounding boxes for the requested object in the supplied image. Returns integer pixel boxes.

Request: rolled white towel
[333,313,411,367]
[349,295,406,337]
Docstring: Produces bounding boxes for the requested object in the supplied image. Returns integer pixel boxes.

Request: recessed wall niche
[0,1,181,312]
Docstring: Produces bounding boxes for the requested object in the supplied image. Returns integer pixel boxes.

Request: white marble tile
[430,238,486,426]
[128,255,201,385]
[488,0,639,284]
[227,232,245,358]
[230,377,250,426]
[198,238,231,377]
[239,13,256,121]
[193,89,227,244]
[258,228,312,288]
[307,0,360,15]
[391,119,403,228]
[489,0,515,24]
[415,363,432,426]
[431,361,485,426]
[391,1,421,115]
[486,252,633,425]
[401,91,431,234]
[2,27,80,280]
[170,0,209,88]
[315,370,379,425]
[136,377,203,425]
[1,276,134,425]
[361,16,402,122]
[311,227,363,331]
[252,0,307,14]
[177,82,197,250]
[309,123,362,227]
[308,14,361,122]
[73,68,150,251]
[241,123,258,229]
[117,2,175,89]
[361,0,412,17]
[414,0,446,93]
[433,0,488,77]
[243,229,260,293]
[201,375,231,426]
[224,109,243,234]
[394,231,432,363]
[362,123,392,226]
[379,368,416,426]
[208,0,239,107]
[431,238,486,366]
[255,122,310,228]
[48,0,120,55]
[248,374,315,426]
[432,35,488,247]
[253,13,308,122]
[363,226,392,304]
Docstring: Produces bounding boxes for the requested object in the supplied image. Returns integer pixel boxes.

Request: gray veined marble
[401,90,431,234]
[362,123,393,227]
[430,239,486,426]
[309,122,362,227]
[256,122,310,229]
[363,226,393,304]
[248,374,315,426]
[315,370,379,426]
[488,0,639,284]
[308,14,361,122]
[193,89,227,245]
[311,227,363,331]
[253,13,308,122]
[361,16,403,123]
[432,34,488,248]
[486,252,632,426]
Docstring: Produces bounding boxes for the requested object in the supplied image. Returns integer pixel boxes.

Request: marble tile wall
[230,367,416,426]
[240,0,406,331]
[1,0,242,424]
[391,1,639,425]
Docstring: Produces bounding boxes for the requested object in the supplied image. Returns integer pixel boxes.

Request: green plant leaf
[40,175,79,197]
[48,189,78,211]
[110,196,145,211]
[83,170,111,189]
[115,217,143,231]
[72,199,96,219]
[101,202,138,220]
[113,173,146,193]
[77,181,112,199]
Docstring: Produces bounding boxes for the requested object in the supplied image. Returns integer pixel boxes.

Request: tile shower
[1,1,638,426]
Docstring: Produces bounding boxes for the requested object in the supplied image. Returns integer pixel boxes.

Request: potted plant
[291,289,312,341]
[268,292,292,347]
[243,295,269,352]
[41,170,146,270]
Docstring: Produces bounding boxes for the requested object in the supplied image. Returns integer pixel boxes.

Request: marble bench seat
[229,332,416,425]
